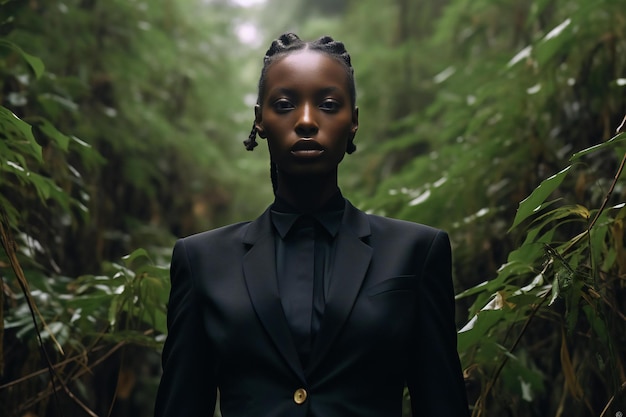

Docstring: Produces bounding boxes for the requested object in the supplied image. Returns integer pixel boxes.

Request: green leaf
[531,205,590,231]
[583,304,609,346]
[122,248,152,266]
[26,171,55,202]
[0,106,42,162]
[570,133,626,161]
[534,18,573,67]
[548,275,560,306]
[510,166,571,231]
[457,309,505,352]
[589,216,609,272]
[0,39,45,79]
[564,279,584,333]
[27,116,71,151]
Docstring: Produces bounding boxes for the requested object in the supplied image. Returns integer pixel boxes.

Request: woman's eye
[320,100,340,112]
[273,100,294,112]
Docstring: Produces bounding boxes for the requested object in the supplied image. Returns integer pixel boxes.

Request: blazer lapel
[308,201,372,372]
[242,208,306,383]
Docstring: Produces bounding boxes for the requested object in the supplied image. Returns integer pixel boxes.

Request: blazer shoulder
[178,221,251,251]
[365,212,444,239]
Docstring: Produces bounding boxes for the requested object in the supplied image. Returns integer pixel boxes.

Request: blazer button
[293,388,307,404]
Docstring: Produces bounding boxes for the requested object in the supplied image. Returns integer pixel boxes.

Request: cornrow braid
[244,122,258,151]
[263,32,304,64]
[312,35,353,73]
[245,33,358,191]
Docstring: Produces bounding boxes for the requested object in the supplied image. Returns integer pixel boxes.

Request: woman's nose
[295,103,319,137]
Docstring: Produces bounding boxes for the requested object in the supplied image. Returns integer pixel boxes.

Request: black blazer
[155,200,469,417]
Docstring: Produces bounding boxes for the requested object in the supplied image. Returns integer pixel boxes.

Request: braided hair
[244,33,357,193]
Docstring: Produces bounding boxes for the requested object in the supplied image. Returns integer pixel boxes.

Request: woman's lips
[291,140,325,158]
[291,149,324,158]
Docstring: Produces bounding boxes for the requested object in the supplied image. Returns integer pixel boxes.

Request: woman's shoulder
[343,199,445,241]
[177,220,252,249]
[364,211,444,237]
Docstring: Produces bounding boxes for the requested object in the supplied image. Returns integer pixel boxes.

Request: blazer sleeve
[154,239,217,417]
[407,230,469,417]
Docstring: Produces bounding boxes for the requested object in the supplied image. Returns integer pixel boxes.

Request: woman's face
[255,50,358,178]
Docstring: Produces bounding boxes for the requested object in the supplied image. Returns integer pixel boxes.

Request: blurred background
[0,0,625,416]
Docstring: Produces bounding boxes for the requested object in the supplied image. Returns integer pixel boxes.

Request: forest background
[0,0,625,416]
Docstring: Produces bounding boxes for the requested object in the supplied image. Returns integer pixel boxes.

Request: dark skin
[255,50,358,211]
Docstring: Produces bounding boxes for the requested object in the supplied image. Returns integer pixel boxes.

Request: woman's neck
[275,171,339,212]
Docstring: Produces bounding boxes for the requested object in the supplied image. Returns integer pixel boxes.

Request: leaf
[589,217,609,273]
[0,39,45,79]
[457,309,505,352]
[455,234,553,303]
[0,106,42,162]
[121,248,151,266]
[28,116,71,151]
[564,279,583,333]
[534,18,572,66]
[30,173,53,200]
[582,304,609,346]
[456,280,492,299]
[532,204,590,229]
[510,166,571,231]
[570,133,626,161]
[548,275,560,306]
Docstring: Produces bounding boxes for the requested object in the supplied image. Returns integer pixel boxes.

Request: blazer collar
[243,200,371,242]
[241,201,373,379]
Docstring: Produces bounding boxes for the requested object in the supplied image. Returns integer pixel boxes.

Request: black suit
[155,200,469,417]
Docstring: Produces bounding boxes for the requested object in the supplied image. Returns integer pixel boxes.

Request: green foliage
[0,1,253,415]
[4,248,169,347]
[0,32,90,231]
[1,0,625,416]
[0,26,171,411]
[0,38,44,78]
[457,135,625,416]
[1,242,169,416]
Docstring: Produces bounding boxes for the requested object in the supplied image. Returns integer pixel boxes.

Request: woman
[155,33,469,417]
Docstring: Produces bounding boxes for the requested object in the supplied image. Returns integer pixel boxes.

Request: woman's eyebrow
[270,86,341,94]
[266,87,298,99]
[318,86,341,96]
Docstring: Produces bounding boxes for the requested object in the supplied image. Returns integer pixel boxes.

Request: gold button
[293,388,307,404]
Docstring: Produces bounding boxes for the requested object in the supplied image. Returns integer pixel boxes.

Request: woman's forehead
[264,50,350,91]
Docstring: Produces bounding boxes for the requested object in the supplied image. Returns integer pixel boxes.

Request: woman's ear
[351,107,359,136]
[254,105,267,139]
[346,107,359,154]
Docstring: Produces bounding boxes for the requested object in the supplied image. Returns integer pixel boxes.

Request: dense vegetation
[1,0,624,416]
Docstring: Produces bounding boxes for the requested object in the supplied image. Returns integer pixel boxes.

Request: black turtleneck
[270,191,345,368]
